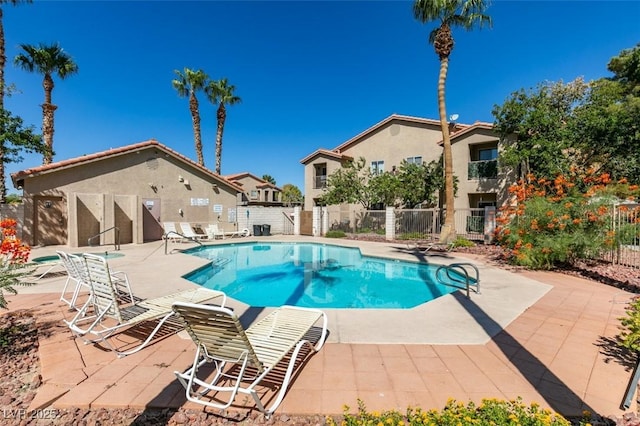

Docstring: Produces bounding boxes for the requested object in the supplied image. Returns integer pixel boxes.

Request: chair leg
[114,312,177,358]
[175,346,250,410]
[248,339,316,416]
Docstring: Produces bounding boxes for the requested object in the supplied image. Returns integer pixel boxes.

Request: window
[406,156,422,165]
[478,148,497,161]
[370,160,384,175]
[250,190,258,200]
[314,164,327,188]
[478,201,496,208]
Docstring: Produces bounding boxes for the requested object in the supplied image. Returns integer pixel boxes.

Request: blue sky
[3,1,639,193]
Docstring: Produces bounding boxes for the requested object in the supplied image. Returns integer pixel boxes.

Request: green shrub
[453,237,474,248]
[496,172,639,269]
[325,230,347,238]
[326,398,579,426]
[619,296,640,351]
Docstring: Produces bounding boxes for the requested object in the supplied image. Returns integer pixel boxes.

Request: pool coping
[21,236,552,345]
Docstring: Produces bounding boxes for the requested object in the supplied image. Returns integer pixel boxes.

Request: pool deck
[5,236,638,420]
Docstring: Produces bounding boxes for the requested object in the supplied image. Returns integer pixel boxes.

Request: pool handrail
[88,226,120,251]
[435,262,480,298]
[164,231,203,254]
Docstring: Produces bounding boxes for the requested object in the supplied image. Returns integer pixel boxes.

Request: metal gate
[300,211,313,235]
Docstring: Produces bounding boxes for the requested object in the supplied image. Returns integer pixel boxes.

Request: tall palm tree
[413,0,491,242]
[0,0,32,202]
[172,68,208,166]
[0,0,31,110]
[14,42,78,164]
[205,78,241,175]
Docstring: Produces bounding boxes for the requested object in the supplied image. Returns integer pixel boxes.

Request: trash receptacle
[262,224,271,236]
[253,224,262,236]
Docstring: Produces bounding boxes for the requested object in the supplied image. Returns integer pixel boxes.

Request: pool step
[211,258,231,268]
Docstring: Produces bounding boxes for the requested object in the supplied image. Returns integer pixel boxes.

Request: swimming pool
[183,242,461,309]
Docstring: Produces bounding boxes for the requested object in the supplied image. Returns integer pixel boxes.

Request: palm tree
[413,0,491,242]
[205,78,241,175]
[0,0,32,202]
[14,42,78,164]
[172,68,208,166]
[0,0,31,110]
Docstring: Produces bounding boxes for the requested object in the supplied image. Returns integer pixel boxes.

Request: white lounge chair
[58,251,135,310]
[58,251,90,309]
[179,222,208,241]
[172,302,328,417]
[407,240,455,253]
[205,224,226,240]
[206,224,249,239]
[163,222,184,243]
[64,253,227,357]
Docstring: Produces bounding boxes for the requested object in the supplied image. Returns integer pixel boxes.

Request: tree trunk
[437,56,456,243]
[0,7,5,111]
[189,91,204,166]
[41,103,57,164]
[215,104,226,175]
[0,8,6,201]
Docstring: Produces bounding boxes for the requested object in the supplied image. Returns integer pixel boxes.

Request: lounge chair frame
[58,251,135,310]
[408,240,455,253]
[179,222,208,241]
[64,254,226,357]
[172,302,328,416]
[206,224,249,239]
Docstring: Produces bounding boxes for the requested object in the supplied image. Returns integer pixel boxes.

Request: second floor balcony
[468,159,498,179]
[314,175,327,189]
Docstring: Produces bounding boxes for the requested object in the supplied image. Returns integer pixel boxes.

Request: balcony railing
[468,159,498,179]
[314,175,327,189]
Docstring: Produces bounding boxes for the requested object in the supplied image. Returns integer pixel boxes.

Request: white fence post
[321,206,328,235]
[386,207,395,241]
[293,206,301,236]
[312,206,321,237]
[483,206,496,244]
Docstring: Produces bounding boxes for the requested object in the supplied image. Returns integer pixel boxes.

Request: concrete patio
[3,237,637,420]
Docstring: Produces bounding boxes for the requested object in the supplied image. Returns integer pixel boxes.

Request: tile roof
[11,139,244,193]
[299,113,474,164]
[333,114,469,153]
[299,148,351,165]
[224,172,282,191]
[443,121,496,145]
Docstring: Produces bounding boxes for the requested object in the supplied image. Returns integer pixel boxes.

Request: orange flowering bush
[495,170,640,269]
[0,219,33,309]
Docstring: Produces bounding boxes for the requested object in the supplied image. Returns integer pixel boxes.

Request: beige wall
[302,118,517,213]
[303,155,345,210]
[303,120,444,210]
[338,121,444,171]
[451,128,512,209]
[20,147,239,247]
[232,175,281,204]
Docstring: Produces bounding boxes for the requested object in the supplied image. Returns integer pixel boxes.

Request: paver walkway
[2,241,637,421]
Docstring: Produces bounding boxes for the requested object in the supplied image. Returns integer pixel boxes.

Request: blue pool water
[183,242,462,309]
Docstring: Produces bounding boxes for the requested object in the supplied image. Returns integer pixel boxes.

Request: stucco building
[300,114,511,214]
[224,172,283,207]
[11,140,243,247]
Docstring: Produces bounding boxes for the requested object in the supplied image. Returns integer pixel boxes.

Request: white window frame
[370,160,384,175]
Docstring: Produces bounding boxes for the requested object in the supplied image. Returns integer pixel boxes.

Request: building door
[142,198,164,241]
[300,211,313,236]
[34,196,67,246]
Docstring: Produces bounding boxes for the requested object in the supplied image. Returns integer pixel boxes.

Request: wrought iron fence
[326,208,489,240]
[396,208,486,241]
[603,203,640,269]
